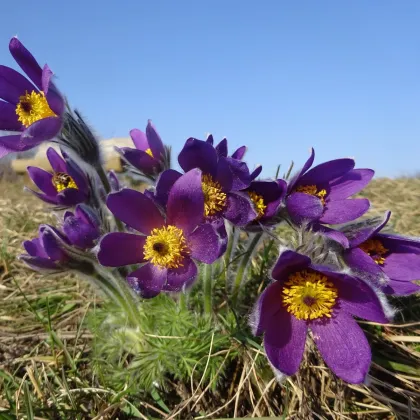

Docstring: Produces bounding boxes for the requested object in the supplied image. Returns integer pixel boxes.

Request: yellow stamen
[143,225,189,268]
[248,191,266,219]
[201,174,227,217]
[145,148,154,157]
[296,184,327,205]
[52,172,78,193]
[359,239,388,265]
[282,270,338,320]
[15,90,56,127]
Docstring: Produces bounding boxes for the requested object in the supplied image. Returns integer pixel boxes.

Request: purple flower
[97,169,224,298]
[0,38,64,158]
[244,179,287,230]
[343,211,420,296]
[26,147,89,206]
[20,225,69,270]
[116,120,166,176]
[206,134,247,161]
[251,249,389,384]
[286,149,373,225]
[63,204,100,249]
[169,137,257,226]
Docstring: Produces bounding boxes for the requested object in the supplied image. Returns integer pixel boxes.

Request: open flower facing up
[20,225,69,270]
[155,137,257,227]
[26,147,89,206]
[286,149,373,225]
[116,120,167,176]
[63,204,101,249]
[343,211,420,295]
[251,249,389,384]
[243,179,287,231]
[97,169,224,297]
[0,38,64,158]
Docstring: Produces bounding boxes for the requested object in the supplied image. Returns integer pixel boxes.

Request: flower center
[296,184,327,205]
[15,91,56,127]
[201,174,227,217]
[143,225,189,268]
[359,239,388,265]
[248,191,266,219]
[282,270,338,320]
[145,148,154,157]
[52,172,78,193]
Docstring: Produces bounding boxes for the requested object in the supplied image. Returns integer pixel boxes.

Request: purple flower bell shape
[27,147,89,206]
[20,225,69,270]
[97,169,224,298]
[0,38,64,158]
[63,204,101,249]
[286,149,373,225]
[343,211,420,296]
[116,120,166,176]
[251,249,390,384]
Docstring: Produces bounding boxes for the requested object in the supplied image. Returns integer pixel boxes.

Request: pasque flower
[286,149,373,225]
[154,137,257,227]
[97,169,224,297]
[63,204,101,249]
[20,225,69,270]
[251,249,389,384]
[0,38,64,158]
[116,120,166,176]
[26,147,89,206]
[343,211,420,295]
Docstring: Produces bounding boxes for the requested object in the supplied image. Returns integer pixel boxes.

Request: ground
[0,175,419,419]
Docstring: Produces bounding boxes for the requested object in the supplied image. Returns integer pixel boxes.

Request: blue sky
[1,1,420,177]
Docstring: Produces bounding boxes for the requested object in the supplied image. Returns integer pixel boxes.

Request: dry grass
[0,176,419,419]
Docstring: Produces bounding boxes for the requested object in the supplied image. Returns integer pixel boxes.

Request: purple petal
[223,192,257,226]
[155,169,182,206]
[383,279,420,296]
[118,146,159,174]
[188,223,223,263]
[22,116,62,143]
[347,211,391,248]
[383,253,420,281]
[146,120,165,160]
[206,134,214,145]
[97,232,146,267]
[46,147,66,173]
[166,169,204,235]
[0,134,32,158]
[311,312,371,384]
[215,138,228,158]
[328,169,374,200]
[63,209,100,249]
[218,157,251,191]
[0,64,36,104]
[264,306,308,376]
[250,165,263,180]
[127,263,167,298]
[271,250,311,281]
[27,166,57,196]
[318,270,388,323]
[41,229,66,261]
[24,238,48,258]
[250,281,283,335]
[178,138,218,176]
[320,198,370,225]
[344,247,385,283]
[299,158,355,186]
[107,189,165,234]
[286,192,324,224]
[20,255,58,270]
[107,170,120,191]
[57,188,87,206]
[288,148,315,192]
[129,128,149,150]
[164,258,198,292]
[42,64,64,116]
[232,145,247,160]
[9,37,42,89]
[0,101,22,130]
[312,224,350,248]
[25,187,58,205]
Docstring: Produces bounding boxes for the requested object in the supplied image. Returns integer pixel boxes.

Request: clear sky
[1,1,420,177]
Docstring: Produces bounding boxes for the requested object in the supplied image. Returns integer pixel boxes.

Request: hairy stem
[203,263,213,315]
[231,232,264,307]
[223,224,237,290]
